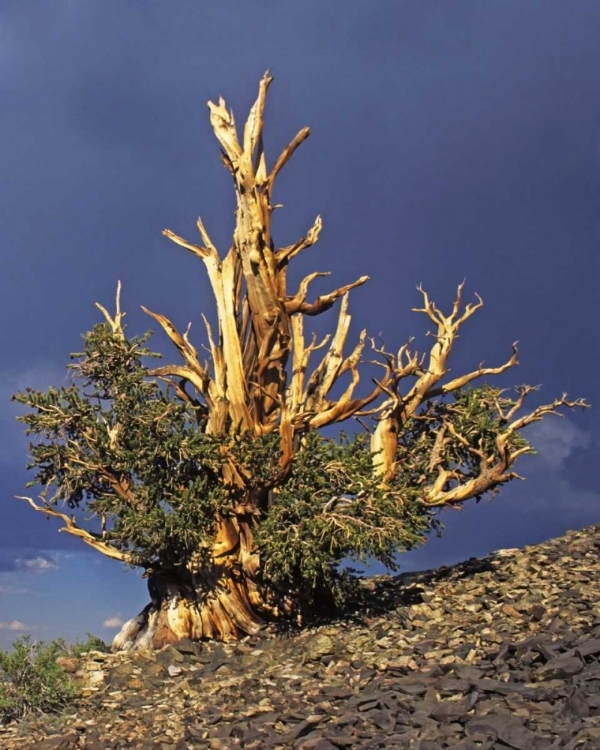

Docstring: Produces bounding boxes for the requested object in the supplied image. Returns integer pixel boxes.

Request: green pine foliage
[13,319,537,607]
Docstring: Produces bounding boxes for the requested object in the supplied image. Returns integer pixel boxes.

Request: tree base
[111,569,289,652]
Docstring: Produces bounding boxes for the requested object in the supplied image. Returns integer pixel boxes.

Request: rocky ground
[0,523,599,750]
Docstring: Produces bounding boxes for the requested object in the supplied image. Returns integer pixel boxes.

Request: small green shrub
[0,636,77,724]
[69,632,109,657]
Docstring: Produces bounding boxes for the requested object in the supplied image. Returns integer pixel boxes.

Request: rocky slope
[1,523,599,749]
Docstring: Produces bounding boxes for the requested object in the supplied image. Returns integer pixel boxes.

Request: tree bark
[111,516,290,651]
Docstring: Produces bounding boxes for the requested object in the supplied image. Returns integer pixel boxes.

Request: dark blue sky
[1,1,598,649]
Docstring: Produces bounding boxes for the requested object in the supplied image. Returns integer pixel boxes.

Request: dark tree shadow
[267,553,499,635]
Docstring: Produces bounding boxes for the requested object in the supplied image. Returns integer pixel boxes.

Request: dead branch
[95,281,125,340]
[285,274,370,316]
[16,496,133,563]
[418,393,590,507]
[371,283,520,479]
[275,215,322,268]
[267,126,311,194]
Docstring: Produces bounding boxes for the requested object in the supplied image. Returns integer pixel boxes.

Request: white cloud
[526,417,591,472]
[0,620,37,632]
[103,616,124,628]
[15,554,59,574]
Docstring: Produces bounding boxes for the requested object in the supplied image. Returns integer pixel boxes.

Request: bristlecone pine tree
[14,74,589,652]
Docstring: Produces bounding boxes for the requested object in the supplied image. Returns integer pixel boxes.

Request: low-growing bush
[0,635,77,724]
[69,632,109,657]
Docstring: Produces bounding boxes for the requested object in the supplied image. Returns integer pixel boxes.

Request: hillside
[1,523,599,749]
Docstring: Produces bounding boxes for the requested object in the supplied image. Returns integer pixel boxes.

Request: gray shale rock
[0,523,599,749]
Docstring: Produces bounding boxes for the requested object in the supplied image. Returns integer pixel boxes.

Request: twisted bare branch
[418,393,590,507]
[95,280,125,339]
[16,496,133,563]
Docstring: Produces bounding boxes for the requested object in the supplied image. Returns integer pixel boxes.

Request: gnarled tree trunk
[112,515,292,651]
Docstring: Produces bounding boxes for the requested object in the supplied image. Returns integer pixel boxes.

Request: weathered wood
[112,516,293,651]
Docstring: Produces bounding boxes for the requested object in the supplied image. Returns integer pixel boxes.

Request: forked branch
[419,393,589,507]
[371,283,521,479]
[16,495,133,563]
[276,215,322,268]
[95,280,125,339]
[150,73,373,442]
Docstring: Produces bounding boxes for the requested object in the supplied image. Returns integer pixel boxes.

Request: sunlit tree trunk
[113,520,283,650]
